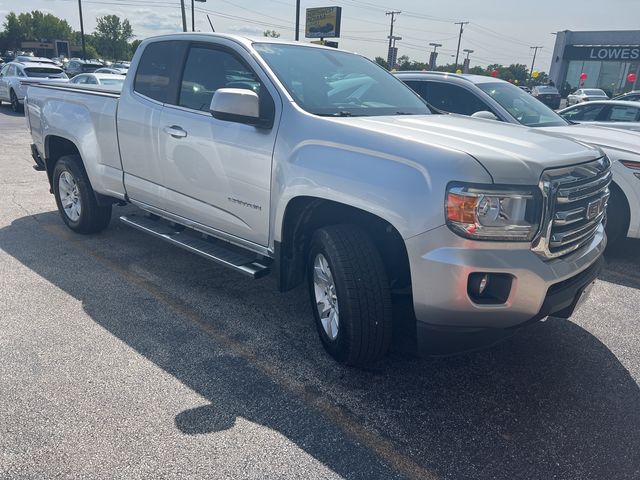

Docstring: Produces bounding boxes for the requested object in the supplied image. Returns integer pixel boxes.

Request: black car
[531,85,561,109]
[65,59,103,78]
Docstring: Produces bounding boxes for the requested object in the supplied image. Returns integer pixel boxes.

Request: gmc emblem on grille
[586,199,603,220]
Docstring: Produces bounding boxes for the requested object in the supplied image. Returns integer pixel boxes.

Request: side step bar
[120,214,271,279]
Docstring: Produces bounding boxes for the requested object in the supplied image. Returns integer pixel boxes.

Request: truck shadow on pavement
[2,210,640,480]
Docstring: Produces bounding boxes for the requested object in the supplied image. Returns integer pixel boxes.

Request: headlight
[446,184,541,241]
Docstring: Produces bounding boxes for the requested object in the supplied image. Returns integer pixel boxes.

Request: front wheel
[52,155,112,234]
[307,225,393,366]
[605,184,630,248]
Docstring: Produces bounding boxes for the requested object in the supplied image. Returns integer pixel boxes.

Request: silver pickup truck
[25,33,609,365]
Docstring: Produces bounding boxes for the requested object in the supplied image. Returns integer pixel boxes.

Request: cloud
[227,25,263,36]
[129,8,182,33]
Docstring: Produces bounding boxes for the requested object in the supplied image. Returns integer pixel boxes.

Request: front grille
[532,156,611,259]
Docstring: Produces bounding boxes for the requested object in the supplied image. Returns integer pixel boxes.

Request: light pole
[429,42,441,70]
[462,48,474,73]
[388,35,402,68]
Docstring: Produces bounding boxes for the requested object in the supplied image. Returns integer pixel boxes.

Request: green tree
[130,39,143,57]
[374,56,389,70]
[263,30,280,38]
[94,15,134,60]
[1,11,74,49]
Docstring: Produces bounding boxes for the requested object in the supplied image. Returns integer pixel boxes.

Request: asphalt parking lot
[1,106,639,480]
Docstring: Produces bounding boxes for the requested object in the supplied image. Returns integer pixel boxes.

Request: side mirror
[210,88,261,126]
[471,110,498,121]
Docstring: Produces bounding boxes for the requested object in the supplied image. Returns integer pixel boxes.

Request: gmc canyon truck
[25,34,610,366]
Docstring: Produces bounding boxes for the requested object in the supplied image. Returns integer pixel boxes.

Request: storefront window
[565,60,639,96]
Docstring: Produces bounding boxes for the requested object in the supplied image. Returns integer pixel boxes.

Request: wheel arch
[44,136,116,206]
[275,196,411,294]
[44,135,81,188]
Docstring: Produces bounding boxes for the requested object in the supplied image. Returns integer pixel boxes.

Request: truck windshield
[253,43,431,117]
[477,82,568,127]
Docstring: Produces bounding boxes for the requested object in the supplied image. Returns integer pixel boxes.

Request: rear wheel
[307,225,393,366]
[9,89,22,113]
[52,155,112,234]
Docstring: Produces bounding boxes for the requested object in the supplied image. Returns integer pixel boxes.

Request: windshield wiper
[314,111,362,117]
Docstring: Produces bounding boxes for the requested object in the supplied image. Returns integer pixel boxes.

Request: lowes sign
[566,45,640,61]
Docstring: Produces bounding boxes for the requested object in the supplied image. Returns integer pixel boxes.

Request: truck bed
[26,82,126,200]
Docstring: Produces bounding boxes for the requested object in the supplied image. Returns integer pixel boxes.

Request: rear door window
[561,104,605,121]
[422,81,493,116]
[134,40,187,103]
[606,105,640,122]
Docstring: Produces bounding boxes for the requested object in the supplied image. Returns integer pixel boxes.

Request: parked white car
[558,100,640,131]
[68,73,126,88]
[567,88,609,105]
[0,61,68,112]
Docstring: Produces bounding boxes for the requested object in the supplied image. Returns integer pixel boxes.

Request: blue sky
[2,0,639,71]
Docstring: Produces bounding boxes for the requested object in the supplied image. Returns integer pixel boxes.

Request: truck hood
[336,114,601,184]
[538,124,640,156]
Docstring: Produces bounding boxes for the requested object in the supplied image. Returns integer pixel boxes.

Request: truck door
[117,40,187,210]
[157,41,280,247]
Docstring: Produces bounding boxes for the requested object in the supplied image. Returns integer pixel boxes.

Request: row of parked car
[0,55,129,112]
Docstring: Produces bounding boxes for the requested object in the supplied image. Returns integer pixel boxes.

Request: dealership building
[549,30,640,96]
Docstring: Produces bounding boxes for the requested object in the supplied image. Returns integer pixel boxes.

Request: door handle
[163,125,187,138]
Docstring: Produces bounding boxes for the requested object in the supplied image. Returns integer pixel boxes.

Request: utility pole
[453,21,469,72]
[386,11,401,67]
[192,0,206,32]
[295,0,300,41]
[428,42,441,70]
[180,0,187,32]
[77,0,87,60]
[529,46,543,84]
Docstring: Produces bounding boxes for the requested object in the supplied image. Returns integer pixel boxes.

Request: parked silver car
[0,61,68,112]
[567,88,609,105]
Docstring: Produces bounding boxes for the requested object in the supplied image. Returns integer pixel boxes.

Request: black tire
[9,89,22,113]
[307,225,392,366]
[52,155,112,234]
[605,184,630,248]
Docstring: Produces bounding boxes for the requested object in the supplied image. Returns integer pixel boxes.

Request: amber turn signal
[446,192,479,224]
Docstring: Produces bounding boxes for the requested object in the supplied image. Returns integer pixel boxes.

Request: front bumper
[405,224,606,339]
